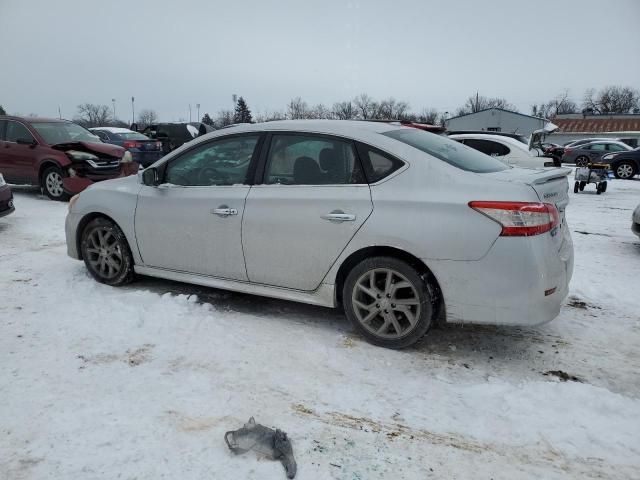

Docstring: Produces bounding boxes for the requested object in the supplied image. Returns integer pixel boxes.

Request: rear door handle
[321,211,356,222]
[211,207,238,217]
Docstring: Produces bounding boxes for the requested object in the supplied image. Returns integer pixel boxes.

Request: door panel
[134,133,262,280]
[135,185,250,279]
[243,185,373,290]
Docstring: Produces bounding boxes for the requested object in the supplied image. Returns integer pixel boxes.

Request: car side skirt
[133,265,337,308]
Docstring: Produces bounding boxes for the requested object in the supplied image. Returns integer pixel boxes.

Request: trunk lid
[528,123,559,155]
[486,167,571,249]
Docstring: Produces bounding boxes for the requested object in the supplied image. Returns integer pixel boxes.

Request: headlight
[0,173,6,187]
[66,150,99,162]
[68,194,80,212]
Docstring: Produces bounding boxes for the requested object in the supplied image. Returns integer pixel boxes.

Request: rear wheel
[613,162,636,180]
[600,181,607,192]
[80,217,134,286]
[573,181,579,193]
[576,156,589,168]
[41,166,70,201]
[343,257,435,349]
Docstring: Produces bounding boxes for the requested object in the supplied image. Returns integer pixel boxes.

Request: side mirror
[141,167,160,186]
[16,137,37,147]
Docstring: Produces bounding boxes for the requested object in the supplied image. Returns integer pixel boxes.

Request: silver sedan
[65,120,574,349]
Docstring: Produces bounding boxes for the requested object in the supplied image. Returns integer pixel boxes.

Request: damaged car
[0,116,128,200]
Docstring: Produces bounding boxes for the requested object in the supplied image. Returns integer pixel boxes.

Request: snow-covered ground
[1,178,639,479]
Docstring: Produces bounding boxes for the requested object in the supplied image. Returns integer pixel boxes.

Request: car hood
[51,141,125,158]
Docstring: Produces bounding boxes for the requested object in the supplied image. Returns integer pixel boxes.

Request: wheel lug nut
[384,309,389,314]
[377,294,381,299]
[391,304,396,308]
[386,294,391,298]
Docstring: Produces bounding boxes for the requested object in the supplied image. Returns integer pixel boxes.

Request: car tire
[573,181,579,193]
[575,156,589,168]
[343,256,435,349]
[601,181,607,193]
[80,217,135,286]
[41,166,70,201]
[613,161,637,180]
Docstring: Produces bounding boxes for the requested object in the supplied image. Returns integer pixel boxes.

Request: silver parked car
[65,121,574,349]
[563,140,633,167]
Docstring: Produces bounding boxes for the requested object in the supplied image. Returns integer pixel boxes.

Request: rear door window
[355,142,404,182]
[384,129,507,173]
[264,134,365,185]
[0,120,6,141]
[462,139,509,157]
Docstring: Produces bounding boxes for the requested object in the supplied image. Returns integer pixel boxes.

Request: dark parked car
[601,147,640,179]
[90,127,163,167]
[0,172,15,217]
[562,140,633,167]
[0,116,126,200]
[141,123,200,154]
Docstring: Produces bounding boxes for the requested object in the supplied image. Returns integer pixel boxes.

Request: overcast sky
[1,0,639,122]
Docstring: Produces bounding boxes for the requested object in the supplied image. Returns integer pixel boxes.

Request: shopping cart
[573,163,609,194]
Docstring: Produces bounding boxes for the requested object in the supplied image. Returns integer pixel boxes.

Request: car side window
[590,143,606,151]
[264,134,365,185]
[164,135,260,186]
[94,131,109,141]
[0,120,6,141]
[607,144,625,152]
[463,139,509,157]
[356,142,404,183]
[5,121,34,143]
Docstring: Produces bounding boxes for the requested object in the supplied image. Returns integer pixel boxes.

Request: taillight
[469,201,560,237]
[563,147,572,154]
[123,140,142,149]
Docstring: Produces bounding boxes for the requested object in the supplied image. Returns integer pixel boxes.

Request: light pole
[196,103,200,122]
[188,104,192,122]
[131,96,135,126]
[112,98,116,121]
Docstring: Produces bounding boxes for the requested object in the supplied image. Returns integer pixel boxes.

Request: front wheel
[613,162,637,180]
[80,217,135,286]
[343,257,435,349]
[41,166,70,201]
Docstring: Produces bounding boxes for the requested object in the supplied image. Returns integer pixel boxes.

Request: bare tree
[456,94,518,116]
[74,103,112,128]
[213,109,234,128]
[287,97,309,119]
[332,101,356,120]
[582,86,639,114]
[137,109,158,129]
[254,110,286,123]
[415,108,440,124]
[531,90,578,118]
[354,93,376,119]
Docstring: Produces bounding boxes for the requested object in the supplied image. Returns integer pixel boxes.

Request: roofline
[552,131,640,135]
[445,107,548,122]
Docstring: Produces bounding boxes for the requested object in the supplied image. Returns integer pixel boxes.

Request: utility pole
[189,104,192,122]
[475,92,479,112]
[131,96,135,125]
[58,106,62,119]
[196,103,200,122]
[112,98,116,121]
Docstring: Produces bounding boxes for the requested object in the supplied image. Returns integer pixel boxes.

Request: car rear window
[383,128,508,173]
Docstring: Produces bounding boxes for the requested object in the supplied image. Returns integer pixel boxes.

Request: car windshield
[117,132,149,140]
[383,128,508,173]
[32,122,100,145]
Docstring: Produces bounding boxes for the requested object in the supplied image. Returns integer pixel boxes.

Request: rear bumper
[0,186,14,218]
[427,226,574,326]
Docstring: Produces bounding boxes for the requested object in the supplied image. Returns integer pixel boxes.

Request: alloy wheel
[616,164,634,179]
[85,227,124,279]
[576,156,589,168]
[351,268,421,339]
[45,171,64,197]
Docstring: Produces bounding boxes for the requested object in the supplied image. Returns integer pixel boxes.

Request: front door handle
[211,207,238,217]
[321,211,356,222]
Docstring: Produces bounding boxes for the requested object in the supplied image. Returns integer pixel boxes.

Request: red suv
[0,116,126,200]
